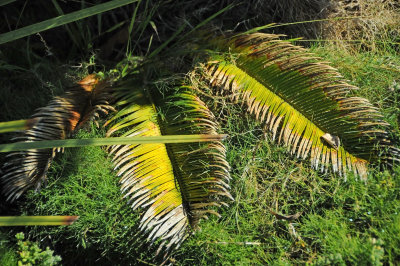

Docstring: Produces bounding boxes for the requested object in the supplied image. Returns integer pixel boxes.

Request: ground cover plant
[1,0,399,265]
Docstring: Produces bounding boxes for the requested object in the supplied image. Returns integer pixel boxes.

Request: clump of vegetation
[0,231,61,266]
[15,232,61,266]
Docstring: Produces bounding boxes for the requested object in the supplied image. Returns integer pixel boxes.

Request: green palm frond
[1,75,113,201]
[204,33,399,178]
[105,78,231,254]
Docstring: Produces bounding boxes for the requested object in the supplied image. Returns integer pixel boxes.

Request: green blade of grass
[174,3,235,45]
[126,0,142,53]
[0,0,139,45]
[0,118,38,133]
[236,16,371,36]
[50,0,82,48]
[0,216,79,226]
[234,23,276,36]
[148,23,186,58]
[0,0,16,7]
[0,134,228,152]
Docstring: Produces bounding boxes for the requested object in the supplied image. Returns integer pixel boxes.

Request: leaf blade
[0,0,139,44]
[0,135,227,153]
[0,216,79,226]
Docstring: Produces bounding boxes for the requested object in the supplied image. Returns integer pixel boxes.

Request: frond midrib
[214,60,347,139]
[145,88,193,224]
[234,58,356,136]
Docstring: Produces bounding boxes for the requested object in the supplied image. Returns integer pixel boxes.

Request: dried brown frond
[1,75,114,201]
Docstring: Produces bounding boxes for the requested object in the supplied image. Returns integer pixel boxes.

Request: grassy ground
[0,41,399,265]
[171,45,400,264]
[0,232,18,265]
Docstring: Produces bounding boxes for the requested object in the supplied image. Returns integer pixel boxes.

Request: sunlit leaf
[205,33,400,178]
[106,78,231,255]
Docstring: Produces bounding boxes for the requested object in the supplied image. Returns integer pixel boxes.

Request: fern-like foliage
[105,77,231,254]
[205,33,399,178]
[1,75,113,201]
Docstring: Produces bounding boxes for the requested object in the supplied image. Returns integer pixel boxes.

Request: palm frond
[105,78,231,255]
[1,75,113,201]
[205,33,399,178]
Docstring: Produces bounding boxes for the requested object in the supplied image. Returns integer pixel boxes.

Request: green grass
[18,64,400,265]
[0,232,18,266]
[171,108,400,264]
[170,42,400,264]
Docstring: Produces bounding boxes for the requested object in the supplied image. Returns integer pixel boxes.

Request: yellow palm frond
[105,78,231,254]
[205,33,399,178]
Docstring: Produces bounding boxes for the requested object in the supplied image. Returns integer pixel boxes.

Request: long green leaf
[0,216,79,226]
[0,0,16,7]
[0,135,227,152]
[148,23,186,59]
[0,0,138,45]
[175,3,235,44]
[0,119,37,133]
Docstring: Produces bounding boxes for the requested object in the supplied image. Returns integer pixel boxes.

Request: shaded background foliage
[1,0,400,265]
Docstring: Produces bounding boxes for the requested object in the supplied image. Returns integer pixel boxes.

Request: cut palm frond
[205,33,400,178]
[106,78,231,255]
[1,74,113,201]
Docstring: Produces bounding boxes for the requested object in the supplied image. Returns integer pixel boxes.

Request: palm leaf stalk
[105,77,231,255]
[204,33,399,179]
[1,74,114,201]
